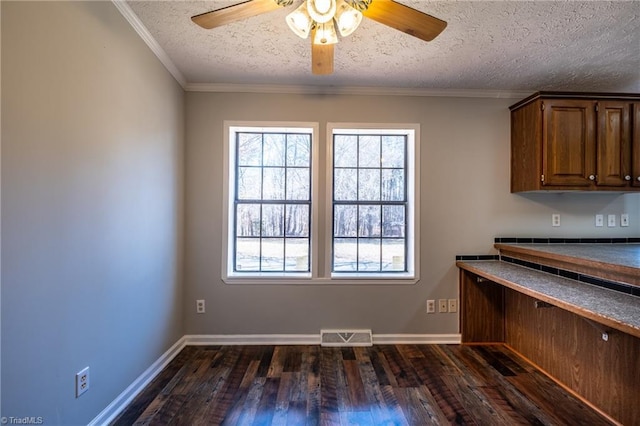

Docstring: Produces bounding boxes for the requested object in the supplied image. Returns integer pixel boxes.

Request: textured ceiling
[126,0,640,92]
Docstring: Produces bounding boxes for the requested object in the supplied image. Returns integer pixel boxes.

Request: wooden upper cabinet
[510,92,640,192]
[596,101,630,187]
[542,99,595,187]
[633,103,640,187]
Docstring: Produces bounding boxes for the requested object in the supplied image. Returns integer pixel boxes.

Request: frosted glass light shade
[313,21,338,45]
[286,2,313,39]
[307,0,337,24]
[334,0,362,36]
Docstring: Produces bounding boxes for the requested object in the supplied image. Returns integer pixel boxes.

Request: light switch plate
[607,214,616,227]
[621,214,629,227]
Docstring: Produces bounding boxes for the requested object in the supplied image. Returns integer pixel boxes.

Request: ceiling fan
[191,0,447,75]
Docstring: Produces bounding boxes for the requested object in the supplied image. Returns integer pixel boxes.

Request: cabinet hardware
[582,318,613,342]
[476,277,488,283]
[541,174,544,182]
[589,174,596,181]
[534,300,554,309]
[625,175,631,181]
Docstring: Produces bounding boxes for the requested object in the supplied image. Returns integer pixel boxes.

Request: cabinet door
[633,103,640,187]
[596,101,631,187]
[542,99,596,187]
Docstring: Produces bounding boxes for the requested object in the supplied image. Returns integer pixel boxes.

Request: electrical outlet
[448,299,458,313]
[196,299,205,314]
[552,214,560,227]
[595,214,604,227]
[621,213,629,227]
[438,299,448,313]
[426,299,435,314]
[76,367,90,398]
[607,214,616,227]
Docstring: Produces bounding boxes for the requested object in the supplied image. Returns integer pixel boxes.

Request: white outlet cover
[607,214,616,227]
[552,214,560,227]
[595,214,604,227]
[76,367,90,398]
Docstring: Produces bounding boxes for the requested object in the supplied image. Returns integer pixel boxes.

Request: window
[332,132,407,273]
[329,125,419,279]
[223,122,419,284]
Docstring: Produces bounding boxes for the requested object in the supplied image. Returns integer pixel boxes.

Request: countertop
[456,260,640,338]
[494,243,640,270]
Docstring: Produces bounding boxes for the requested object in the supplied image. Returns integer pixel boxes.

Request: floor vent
[320,329,373,347]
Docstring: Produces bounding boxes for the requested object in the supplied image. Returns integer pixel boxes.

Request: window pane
[264,133,285,166]
[382,205,405,238]
[334,135,357,167]
[262,238,284,271]
[287,135,310,167]
[333,238,357,271]
[381,136,405,168]
[285,205,309,237]
[334,204,357,237]
[334,168,357,200]
[238,133,262,166]
[263,168,285,200]
[358,239,381,271]
[359,135,380,167]
[285,239,309,272]
[358,169,380,201]
[382,239,405,271]
[236,204,260,236]
[262,204,284,237]
[358,205,381,238]
[238,167,262,199]
[381,169,405,201]
[286,168,310,200]
[236,238,260,271]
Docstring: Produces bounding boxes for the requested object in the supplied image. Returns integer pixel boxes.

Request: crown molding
[111,0,187,88]
[185,82,530,99]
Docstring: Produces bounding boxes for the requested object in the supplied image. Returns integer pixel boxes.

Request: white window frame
[221,121,420,285]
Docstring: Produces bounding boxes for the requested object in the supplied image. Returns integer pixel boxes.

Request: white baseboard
[88,336,187,426]
[89,332,461,424]
[184,334,321,345]
[373,334,462,344]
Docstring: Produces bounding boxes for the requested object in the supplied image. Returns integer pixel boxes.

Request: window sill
[222,275,419,286]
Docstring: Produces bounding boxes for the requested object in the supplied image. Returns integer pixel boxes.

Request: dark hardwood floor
[112,344,612,425]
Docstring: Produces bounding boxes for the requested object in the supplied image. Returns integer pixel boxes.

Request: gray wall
[184,91,640,335]
[2,2,184,424]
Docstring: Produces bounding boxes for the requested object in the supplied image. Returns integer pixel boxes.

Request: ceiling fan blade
[312,43,334,75]
[362,0,447,42]
[191,0,282,30]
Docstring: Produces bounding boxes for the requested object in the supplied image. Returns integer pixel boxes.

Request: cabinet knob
[637,176,640,182]
[625,175,631,181]
[589,175,596,181]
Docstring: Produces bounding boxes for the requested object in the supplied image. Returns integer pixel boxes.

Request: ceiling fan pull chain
[274,0,295,6]
[347,0,373,12]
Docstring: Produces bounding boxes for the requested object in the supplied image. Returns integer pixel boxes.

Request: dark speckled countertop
[457,260,640,338]
[495,243,640,270]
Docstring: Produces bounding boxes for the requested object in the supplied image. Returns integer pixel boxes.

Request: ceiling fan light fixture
[313,21,338,45]
[307,0,337,24]
[334,0,362,37]
[286,2,313,38]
